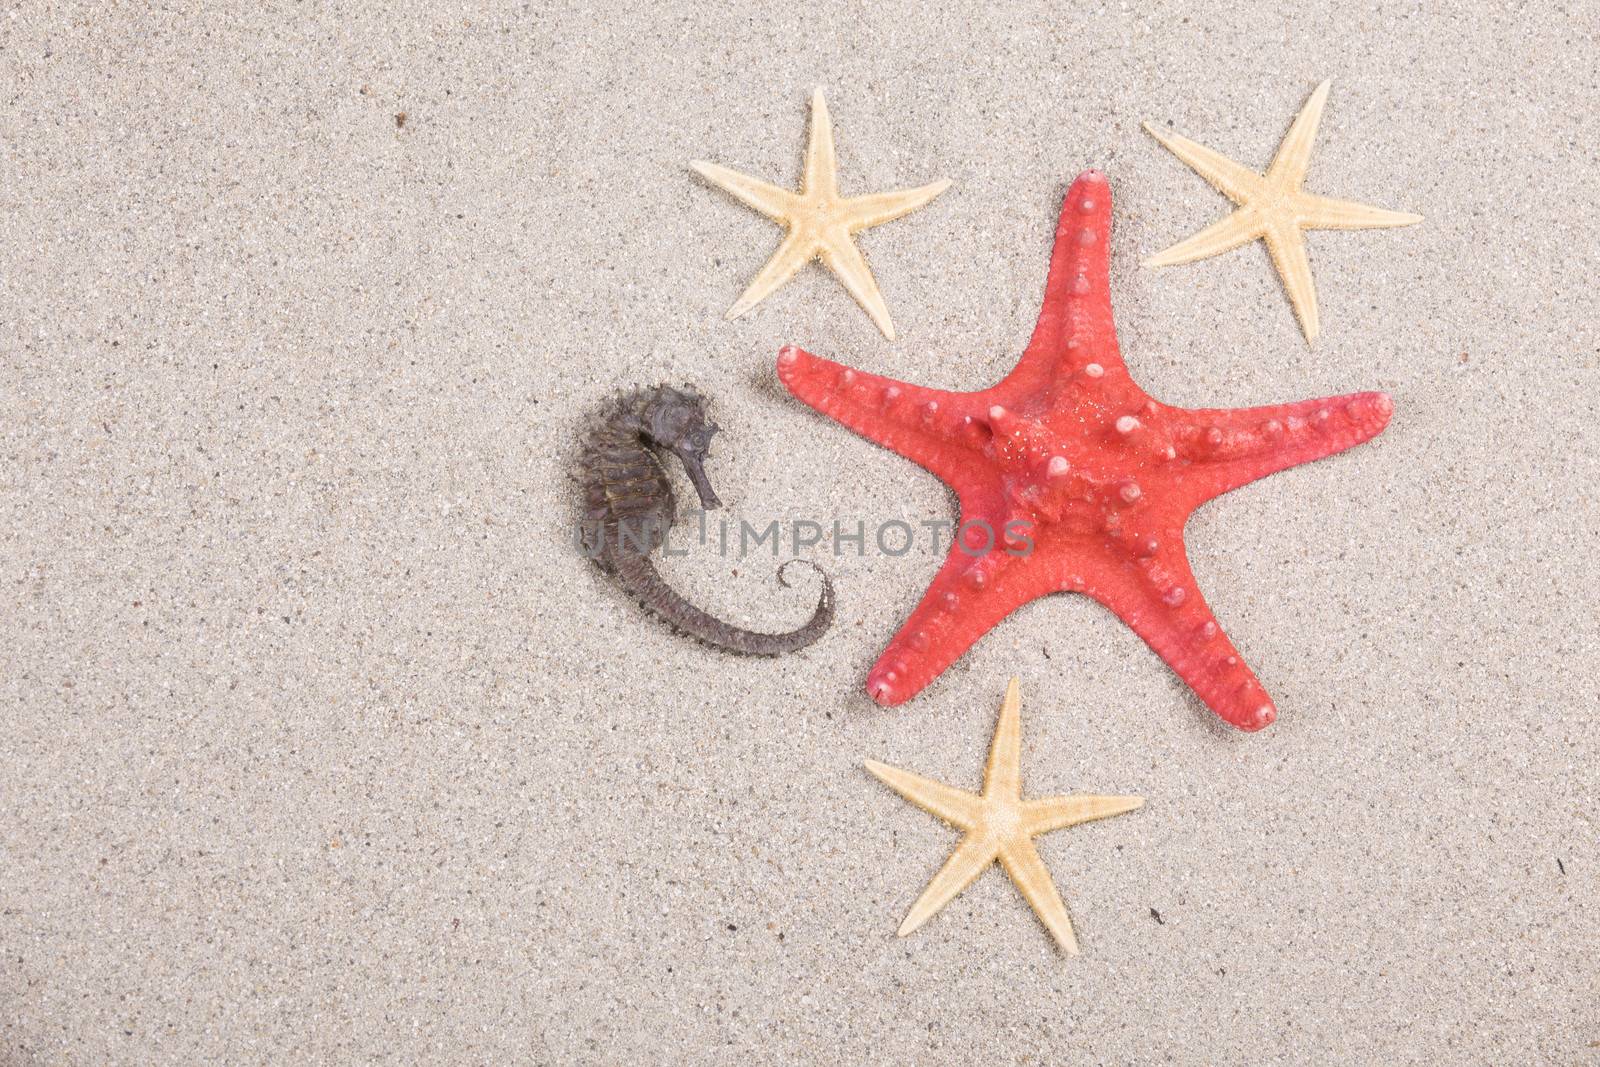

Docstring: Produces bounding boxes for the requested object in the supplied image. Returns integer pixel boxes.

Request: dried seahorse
[577,385,833,655]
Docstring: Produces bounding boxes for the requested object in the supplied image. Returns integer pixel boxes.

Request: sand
[2,2,1596,1063]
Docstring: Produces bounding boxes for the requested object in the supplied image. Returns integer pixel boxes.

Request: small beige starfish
[1144,80,1422,343]
[865,678,1143,955]
[691,89,950,340]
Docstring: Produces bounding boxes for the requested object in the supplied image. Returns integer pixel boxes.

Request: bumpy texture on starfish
[866,677,1142,955]
[691,88,950,340]
[778,171,1393,731]
[1144,80,1422,343]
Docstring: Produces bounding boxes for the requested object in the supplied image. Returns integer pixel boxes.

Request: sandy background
[2,1,1597,1063]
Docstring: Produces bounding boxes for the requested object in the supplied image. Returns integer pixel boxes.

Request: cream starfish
[1144,80,1422,343]
[865,678,1142,955]
[691,89,950,340]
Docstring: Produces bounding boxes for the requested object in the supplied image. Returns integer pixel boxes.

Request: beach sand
[2,2,1596,1062]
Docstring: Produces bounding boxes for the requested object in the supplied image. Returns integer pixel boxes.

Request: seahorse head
[642,386,722,509]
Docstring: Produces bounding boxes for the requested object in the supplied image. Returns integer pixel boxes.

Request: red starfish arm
[993,170,1126,401]
[864,485,1041,706]
[776,345,991,490]
[1169,391,1394,507]
[1080,535,1278,731]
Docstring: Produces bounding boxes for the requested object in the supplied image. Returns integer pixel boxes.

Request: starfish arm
[1296,193,1423,231]
[1142,122,1263,204]
[842,180,952,231]
[726,231,815,320]
[998,171,1127,398]
[1023,794,1144,836]
[1080,537,1279,731]
[1144,206,1263,267]
[803,88,838,201]
[1265,80,1330,189]
[1262,223,1320,343]
[981,677,1024,800]
[897,832,999,938]
[865,511,1047,706]
[775,345,992,491]
[864,759,984,830]
[819,232,896,339]
[1171,391,1395,506]
[997,837,1079,954]
[690,161,799,222]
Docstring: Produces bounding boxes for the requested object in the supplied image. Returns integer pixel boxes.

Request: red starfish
[777,170,1392,731]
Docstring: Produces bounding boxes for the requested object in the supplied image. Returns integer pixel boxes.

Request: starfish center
[804,197,844,228]
[980,799,1023,840]
[982,404,1167,541]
